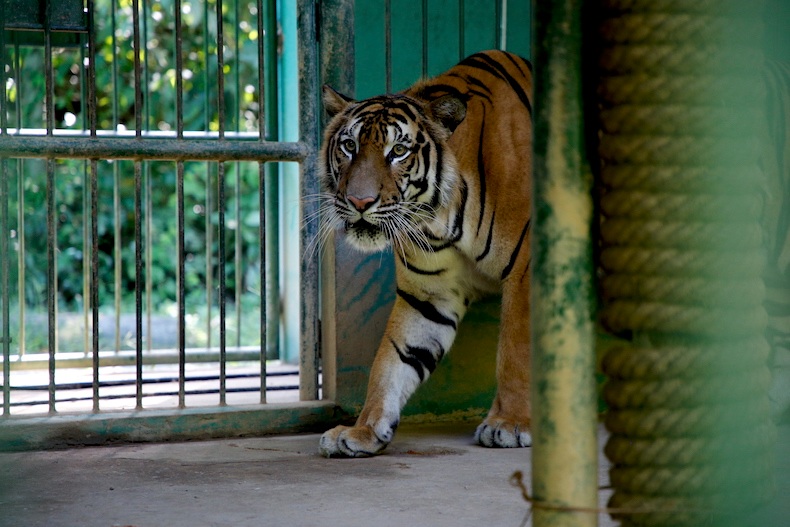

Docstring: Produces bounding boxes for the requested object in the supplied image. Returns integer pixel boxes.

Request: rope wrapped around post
[596,1,776,525]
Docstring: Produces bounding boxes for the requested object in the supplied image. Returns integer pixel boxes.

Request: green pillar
[531,1,598,526]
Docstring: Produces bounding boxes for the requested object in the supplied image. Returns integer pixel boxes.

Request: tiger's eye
[392,144,408,156]
[341,138,356,153]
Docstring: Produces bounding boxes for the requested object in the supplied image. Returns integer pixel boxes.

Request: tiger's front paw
[474,417,532,448]
[319,422,396,458]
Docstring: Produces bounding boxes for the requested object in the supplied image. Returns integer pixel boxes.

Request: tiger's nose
[347,195,377,212]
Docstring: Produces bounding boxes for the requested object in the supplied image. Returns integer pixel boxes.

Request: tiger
[316,50,534,457]
[763,59,790,421]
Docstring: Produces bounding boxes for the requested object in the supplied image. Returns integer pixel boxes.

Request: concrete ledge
[0,401,347,451]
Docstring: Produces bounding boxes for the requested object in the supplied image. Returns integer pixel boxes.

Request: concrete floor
[0,422,787,527]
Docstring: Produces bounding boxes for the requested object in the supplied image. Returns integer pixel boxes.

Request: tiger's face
[319,87,465,253]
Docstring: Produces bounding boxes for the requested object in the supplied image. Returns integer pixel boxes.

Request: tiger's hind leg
[475,276,532,448]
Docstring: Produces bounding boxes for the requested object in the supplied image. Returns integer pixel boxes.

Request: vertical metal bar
[234,0,242,351]
[132,0,144,409]
[134,159,143,409]
[143,0,153,355]
[0,0,5,136]
[46,157,57,413]
[259,160,268,403]
[175,0,186,409]
[13,39,25,359]
[111,0,122,355]
[81,39,90,359]
[217,0,227,405]
[263,0,279,366]
[256,0,268,402]
[1,158,8,416]
[204,0,213,353]
[1,0,11,416]
[86,0,100,413]
[44,0,58,414]
[531,0,597,526]
[297,0,320,401]
[90,159,99,412]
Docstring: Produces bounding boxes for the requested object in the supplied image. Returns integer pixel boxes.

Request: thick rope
[596,2,775,525]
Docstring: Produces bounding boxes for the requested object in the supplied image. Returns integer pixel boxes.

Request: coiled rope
[597,1,776,525]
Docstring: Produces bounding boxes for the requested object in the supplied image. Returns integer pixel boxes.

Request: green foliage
[3,0,275,350]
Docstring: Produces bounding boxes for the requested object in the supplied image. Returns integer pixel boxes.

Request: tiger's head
[318,85,466,253]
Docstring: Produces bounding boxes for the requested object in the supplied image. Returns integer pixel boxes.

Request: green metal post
[531,0,598,526]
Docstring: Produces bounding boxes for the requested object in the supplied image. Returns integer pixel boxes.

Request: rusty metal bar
[0,0,10,416]
[175,0,186,409]
[1,157,8,416]
[216,0,227,405]
[257,0,279,404]
[44,0,58,414]
[0,135,308,162]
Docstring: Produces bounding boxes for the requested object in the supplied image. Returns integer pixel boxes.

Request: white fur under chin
[344,229,391,253]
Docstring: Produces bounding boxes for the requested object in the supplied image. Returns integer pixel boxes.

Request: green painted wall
[335,1,532,420]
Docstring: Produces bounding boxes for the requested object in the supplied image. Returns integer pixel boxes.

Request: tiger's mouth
[344,218,390,252]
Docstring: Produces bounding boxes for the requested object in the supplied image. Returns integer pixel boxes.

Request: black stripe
[503,52,533,77]
[390,338,425,382]
[449,178,468,242]
[390,338,444,383]
[501,219,531,280]
[459,53,532,116]
[396,289,457,329]
[476,210,495,262]
[476,105,487,235]
[397,252,446,276]
[416,82,466,101]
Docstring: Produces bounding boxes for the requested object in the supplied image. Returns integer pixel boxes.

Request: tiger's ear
[427,94,467,133]
[323,85,355,118]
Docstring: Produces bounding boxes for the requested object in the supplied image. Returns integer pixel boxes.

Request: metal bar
[297,0,320,401]
[90,159,99,412]
[531,0,597,526]
[44,0,58,414]
[256,0,268,402]
[1,156,9,416]
[217,0,227,405]
[233,0,242,351]
[263,0,280,368]
[111,0,122,356]
[132,0,143,409]
[80,40,90,361]
[0,136,308,162]
[134,159,143,409]
[86,0,99,412]
[13,38,25,359]
[205,162,213,353]
[259,161,267,403]
[142,0,152,358]
[1,0,11,416]
[0,0,6,134]
[46,158,57,413]
[175,0,186,409]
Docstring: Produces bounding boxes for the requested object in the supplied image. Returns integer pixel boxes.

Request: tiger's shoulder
[405,50,533,112]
